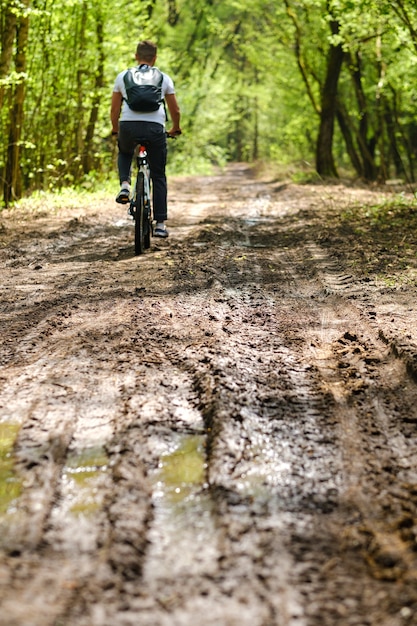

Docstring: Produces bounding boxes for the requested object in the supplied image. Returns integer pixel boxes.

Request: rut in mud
[1,166,417,625]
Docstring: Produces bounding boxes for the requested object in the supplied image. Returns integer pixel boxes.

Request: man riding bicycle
[111,40,181,238]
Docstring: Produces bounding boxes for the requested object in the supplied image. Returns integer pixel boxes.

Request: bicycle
[129,142,152,255]
[129,133,178,255]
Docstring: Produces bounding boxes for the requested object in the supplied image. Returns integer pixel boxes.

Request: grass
[335,192,417,285]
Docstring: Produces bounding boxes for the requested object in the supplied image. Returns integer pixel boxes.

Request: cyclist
[111,40,181,238]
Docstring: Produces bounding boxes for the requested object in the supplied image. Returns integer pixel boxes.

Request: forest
[1,0,417,206]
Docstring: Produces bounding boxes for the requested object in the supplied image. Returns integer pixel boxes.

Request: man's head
[136,40,157,65]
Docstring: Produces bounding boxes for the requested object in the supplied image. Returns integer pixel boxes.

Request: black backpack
[123,65,164,112]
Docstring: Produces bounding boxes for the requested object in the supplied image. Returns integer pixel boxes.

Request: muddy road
[1,166,417,625]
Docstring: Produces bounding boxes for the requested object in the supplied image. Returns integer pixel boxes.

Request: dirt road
[1,166,417,625]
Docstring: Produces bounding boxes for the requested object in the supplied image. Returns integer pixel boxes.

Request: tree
[2,0,29,205]
[315,12,344,177]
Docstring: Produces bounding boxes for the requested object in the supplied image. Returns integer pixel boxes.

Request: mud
[1,166,417,625]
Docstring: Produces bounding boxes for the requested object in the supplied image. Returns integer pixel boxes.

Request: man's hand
[167,128,182,137]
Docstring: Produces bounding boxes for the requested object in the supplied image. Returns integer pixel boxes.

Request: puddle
[145,435,218,582]
[13,284,48,291]
[63,446,108,516]
[241,241,269,248]
[243,218,264,226]
[0,421,22,515]
[155,435,207,503]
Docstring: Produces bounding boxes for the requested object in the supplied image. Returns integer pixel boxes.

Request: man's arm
[111,91,123,134]
[165,93,181,136]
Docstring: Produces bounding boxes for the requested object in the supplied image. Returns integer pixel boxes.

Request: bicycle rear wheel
[134,172,146,255]
[144,196,152,249]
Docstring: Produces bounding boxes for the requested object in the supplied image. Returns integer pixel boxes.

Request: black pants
[118,121,168,222]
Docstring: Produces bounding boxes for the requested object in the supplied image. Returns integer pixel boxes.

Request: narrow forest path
[1,166,417,625]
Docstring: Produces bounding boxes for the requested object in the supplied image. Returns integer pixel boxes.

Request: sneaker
[154,222,169,238]
[116,185,130,204]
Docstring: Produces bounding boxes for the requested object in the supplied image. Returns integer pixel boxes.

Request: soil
[2,165,417,626]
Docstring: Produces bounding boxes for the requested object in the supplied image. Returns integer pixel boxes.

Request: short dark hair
[136,40,157,62]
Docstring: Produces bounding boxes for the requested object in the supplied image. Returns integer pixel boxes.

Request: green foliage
[2,0,417,204]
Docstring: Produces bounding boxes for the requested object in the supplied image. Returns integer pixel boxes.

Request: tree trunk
[348,52,378,181]
[336,103,362,176]
[83,10,104,174]
[0,0,18,195]
[3,0,29,206]
[315,22,344,177]
[0,0,17,110]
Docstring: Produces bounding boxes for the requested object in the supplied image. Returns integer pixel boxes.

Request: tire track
[277,241,417,624]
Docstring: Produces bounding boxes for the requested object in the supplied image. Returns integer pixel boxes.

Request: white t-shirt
[113,65,175,126]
